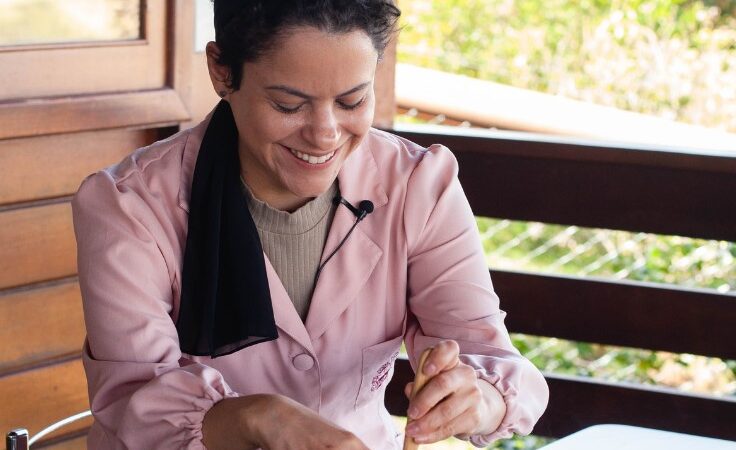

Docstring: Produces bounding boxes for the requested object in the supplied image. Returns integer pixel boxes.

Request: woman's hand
[403,340,507,444]
[203,394,369,450]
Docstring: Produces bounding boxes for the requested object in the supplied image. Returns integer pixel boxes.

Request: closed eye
[338,96,367,110]
[273,102,304,114]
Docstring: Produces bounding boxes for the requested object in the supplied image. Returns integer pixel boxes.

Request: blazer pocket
[355,335,404,409]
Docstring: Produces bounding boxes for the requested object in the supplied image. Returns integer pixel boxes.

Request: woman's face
[217,27,378,211]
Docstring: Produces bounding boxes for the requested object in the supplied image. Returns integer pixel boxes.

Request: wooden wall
[0,1,195,445]
[0,1,396,447]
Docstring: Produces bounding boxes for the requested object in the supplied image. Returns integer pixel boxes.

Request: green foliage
[476,218,736,290]
[397,0,736,130]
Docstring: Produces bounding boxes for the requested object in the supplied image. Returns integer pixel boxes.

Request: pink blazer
[72,114,548,449]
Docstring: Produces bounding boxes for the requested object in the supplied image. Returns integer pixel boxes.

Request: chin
[286,181,329,199]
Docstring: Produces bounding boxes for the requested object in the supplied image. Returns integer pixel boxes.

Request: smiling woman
[209,27,377,211]
[71,1,549,449]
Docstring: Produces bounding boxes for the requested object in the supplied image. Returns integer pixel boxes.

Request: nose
[305,105,341,151]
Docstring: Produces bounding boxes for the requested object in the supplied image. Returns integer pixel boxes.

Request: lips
[286,146,337,165]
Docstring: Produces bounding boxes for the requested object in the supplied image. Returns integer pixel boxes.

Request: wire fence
[395,108,736,404]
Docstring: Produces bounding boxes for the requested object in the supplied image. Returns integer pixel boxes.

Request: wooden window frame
[0,0,191,140]
[0,0,166,100]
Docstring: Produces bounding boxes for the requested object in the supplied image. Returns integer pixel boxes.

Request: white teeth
[288,147,335,164]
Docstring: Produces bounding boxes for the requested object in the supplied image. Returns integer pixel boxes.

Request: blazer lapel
[305,138,388,340]
[264,256,315,353]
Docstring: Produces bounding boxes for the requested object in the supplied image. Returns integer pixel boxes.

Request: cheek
[247,114,302,147]
[346,105,375,137]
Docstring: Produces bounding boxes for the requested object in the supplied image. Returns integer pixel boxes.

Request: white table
[539,424,736,450]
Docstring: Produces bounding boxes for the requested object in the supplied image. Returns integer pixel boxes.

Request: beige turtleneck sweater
[241,180,338,321]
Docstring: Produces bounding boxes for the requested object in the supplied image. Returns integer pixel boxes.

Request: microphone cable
[313,196,374,284]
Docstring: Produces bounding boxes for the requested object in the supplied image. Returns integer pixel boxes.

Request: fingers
[404,341,485,443]
[408,361,477,420]
[404,381,414,399]
[406,406,482,444]
[262,395,371,450]
[421,340,459,377]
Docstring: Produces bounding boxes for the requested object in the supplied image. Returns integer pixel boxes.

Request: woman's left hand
[403,340,507,444]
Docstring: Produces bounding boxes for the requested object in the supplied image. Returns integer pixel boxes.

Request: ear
[205,41,232,98]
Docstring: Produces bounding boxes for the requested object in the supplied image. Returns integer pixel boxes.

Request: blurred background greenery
[397,0,736,131]
[395,1,736,448]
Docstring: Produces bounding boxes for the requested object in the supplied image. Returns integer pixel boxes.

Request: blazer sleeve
[402,145,549,446]
[73,171,238,449]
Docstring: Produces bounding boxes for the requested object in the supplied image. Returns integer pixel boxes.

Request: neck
[241,175,311,212]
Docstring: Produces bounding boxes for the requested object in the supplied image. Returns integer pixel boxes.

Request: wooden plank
[170,0,196,115]
[0,89,190,140]
[395,65,736,152]
[393,124,736,174]
[0,358,90,444]
[0,128,159,206]
[535,373,736,440]
[0,279,84,375]
[393,127,736,243]
[0,202,76,290]
[385,360,736,441]
[494,270,736,360]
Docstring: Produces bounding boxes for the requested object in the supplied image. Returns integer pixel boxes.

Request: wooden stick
[403,347,433,450]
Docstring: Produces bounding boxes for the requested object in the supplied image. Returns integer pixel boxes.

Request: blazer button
[292,353,315,371]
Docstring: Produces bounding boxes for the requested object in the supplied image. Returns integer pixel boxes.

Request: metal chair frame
[6,410,91,450]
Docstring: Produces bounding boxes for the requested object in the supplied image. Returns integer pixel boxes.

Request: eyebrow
[265,82,371,100]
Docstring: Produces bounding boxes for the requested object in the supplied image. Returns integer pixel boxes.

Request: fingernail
[408,406,419,419]
[424,363,437,375]
[414,435,430,443]
[406,423,419,435]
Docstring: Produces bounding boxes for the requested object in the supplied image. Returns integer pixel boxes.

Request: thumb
[404,382,414,399]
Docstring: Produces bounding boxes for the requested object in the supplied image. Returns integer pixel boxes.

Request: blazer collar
[335,133,389,213]
[178,111,212,213]
[303,137,388,339]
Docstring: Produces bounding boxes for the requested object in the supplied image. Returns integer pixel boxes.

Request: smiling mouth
[286,146,337,165]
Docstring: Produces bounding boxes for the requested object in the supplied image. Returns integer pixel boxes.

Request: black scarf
[176,100,278,358]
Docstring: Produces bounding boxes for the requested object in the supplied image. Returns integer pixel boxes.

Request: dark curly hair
[212,0,401,90]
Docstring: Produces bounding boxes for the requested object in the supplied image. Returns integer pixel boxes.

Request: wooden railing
[384,124,736,441]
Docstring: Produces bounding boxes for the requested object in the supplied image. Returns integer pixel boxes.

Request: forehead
[243,27,378,96]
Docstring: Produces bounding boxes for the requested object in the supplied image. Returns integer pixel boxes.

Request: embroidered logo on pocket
[370,351,400,392]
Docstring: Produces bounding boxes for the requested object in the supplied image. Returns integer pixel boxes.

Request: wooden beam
[536,373,736,440]
[0,89,189,140]
[493,270,736,360]
[395,64,736,152]
[0,358,90,445]
[0,278,84,375]
[392,127,736,242]
[0,128,160,206]
[0,201,76,290]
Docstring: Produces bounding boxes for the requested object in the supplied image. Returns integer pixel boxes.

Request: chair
[6,410,91,450]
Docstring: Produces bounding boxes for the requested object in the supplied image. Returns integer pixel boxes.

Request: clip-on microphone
[314,196,375,282]
[334,196,374,221]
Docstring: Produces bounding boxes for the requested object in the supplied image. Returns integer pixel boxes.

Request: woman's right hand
[203,393,369,450]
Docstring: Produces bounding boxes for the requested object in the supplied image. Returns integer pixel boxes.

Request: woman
[72,1,548,449]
